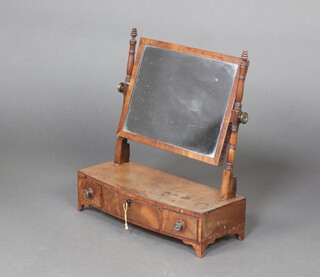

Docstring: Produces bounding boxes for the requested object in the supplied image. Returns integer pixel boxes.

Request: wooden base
[78,161,246,257]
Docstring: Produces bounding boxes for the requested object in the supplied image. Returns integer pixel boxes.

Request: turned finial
[241,49,248,61]
[241,49,249,67]
[131,28,137,40]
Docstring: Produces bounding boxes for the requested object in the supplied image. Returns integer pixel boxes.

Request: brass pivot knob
[173,220,185,232]
[238,111,249,124]
[117,82,124,93]
[83,188,93,198]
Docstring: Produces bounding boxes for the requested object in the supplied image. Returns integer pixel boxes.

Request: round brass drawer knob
[117,82,124,93]
[83,188,93,198]
[238,111,249,124]
[173,220,185,232]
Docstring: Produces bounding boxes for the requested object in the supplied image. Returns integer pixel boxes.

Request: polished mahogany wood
[103,187,160,230]
[162,209,198,241]
[119,27,137,98]
[78,177,102,208]
[114,28,137,164]
[220,50,249,199]
[78,161,246,257]
[114,137,130,164]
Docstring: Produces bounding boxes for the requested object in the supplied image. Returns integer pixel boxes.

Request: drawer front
[161,209,198,241]
[78,178,102,208]
[102,189,160,230]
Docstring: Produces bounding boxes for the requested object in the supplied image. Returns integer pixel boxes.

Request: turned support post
[117,27,137,99]
[114,28,138,165]
[220,50,249,199]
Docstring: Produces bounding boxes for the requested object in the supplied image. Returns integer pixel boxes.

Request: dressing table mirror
[78,28,250,257]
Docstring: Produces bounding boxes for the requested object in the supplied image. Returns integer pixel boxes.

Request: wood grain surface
[79,161,245,214]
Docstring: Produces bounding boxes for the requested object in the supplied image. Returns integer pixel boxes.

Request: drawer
[78,178,102,208]
[161,209,198,241]
[102,189,160,230]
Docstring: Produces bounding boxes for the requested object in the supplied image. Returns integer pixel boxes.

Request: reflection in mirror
[123,46,238,157]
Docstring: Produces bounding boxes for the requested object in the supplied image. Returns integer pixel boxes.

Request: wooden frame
[116,38,243,166]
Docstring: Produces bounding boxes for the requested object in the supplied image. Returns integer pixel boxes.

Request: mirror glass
[123,45,238,157]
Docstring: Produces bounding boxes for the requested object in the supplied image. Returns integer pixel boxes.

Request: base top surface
[79,161,244,213]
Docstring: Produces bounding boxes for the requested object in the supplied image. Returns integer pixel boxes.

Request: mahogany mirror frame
[116,38,243,166]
